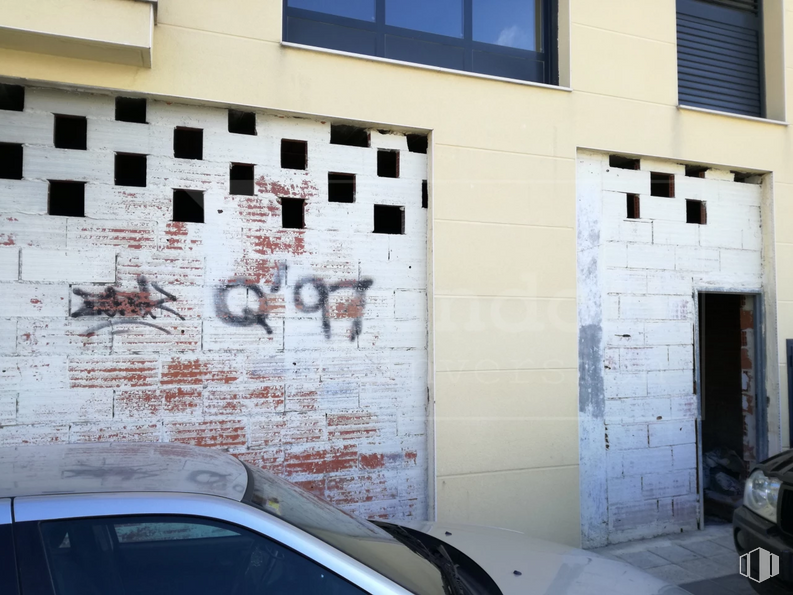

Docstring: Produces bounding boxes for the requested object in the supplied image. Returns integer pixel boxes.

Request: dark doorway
[699,293,759,522]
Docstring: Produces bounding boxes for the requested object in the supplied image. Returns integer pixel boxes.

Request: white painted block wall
[0,85,429,519]
[578,151,763,545]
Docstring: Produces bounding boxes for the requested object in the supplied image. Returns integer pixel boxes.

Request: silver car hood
[393,521,690,595]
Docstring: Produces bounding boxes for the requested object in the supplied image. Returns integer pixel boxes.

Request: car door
[12,492,412,595]
[1,499,20,595]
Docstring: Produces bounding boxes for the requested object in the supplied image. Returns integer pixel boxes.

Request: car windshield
[241,462,447,595]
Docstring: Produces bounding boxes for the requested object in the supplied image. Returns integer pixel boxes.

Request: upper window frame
[676,0,766,118]
[282,0,559,86]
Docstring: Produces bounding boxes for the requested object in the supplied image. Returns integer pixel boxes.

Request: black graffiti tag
[294,277,374,341]
[71,276,184,335]
[215,279,273,334]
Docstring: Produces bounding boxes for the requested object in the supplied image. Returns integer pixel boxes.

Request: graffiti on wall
[214,262,374,340]
[72,276,185,335]
[294,277,374,340]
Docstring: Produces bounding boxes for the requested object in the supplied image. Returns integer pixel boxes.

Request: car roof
[0,442,249,501]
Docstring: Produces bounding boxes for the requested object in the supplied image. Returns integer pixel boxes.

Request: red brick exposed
[69,357,158,389]
[166,419,247,448]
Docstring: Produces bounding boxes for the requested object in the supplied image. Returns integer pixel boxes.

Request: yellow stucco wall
[0,0,153,66]
[1,0,792,547]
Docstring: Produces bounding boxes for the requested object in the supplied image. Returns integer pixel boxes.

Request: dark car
[733,450,793,594]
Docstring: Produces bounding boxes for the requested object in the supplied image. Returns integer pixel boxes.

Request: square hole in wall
[115,153,147,187]
[115,97,147,123]
[377,150,399,178]
[407,134,429,154]
[374,204,404,234]
[281,139,307,170]
[651,172,675,198]
[174,127,203,160]
[0,83,24,111]
[733,171,760,184]
[422,180,428,209]
[0,143,23,180]
[229,109,256,135]
[687,200,706,225]
[173,189,204,223]
[281,198,305,229]
[328,172,355,203]
[609,155,640,170]
[49,181,85,217]
[330,124,369,147]
[230,163,255,196]
[54,115,87,150]
[626,193,640,219]
[685,165,708,178]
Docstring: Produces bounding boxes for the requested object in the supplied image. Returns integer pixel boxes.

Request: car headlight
[744,470,782,523]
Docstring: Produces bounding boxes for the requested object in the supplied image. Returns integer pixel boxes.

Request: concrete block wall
[0,84,429,519]
[577,150,763,546]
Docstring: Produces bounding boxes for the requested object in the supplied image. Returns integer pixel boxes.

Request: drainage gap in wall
[115,153,147,187]
[281,197,305,229]
[330,124,369,147]
[54,115,87,150]
[0,143,23,180]
[328,173,355,203]
[407,134,429,154]
[609,155,640,170]
[228,109,257,135]
[733,171,760,184]
[230,163,255,196]
[0,83,24,111]
[115,97,147,124]
[174,127,203,160]
[687,199,706,225]
[626,193,640,219]
[173,189,204,223]
[49,181,85,217]
[378,150,399,178]
[685,165,708,178]
[651,172,675,198]
[374,204,404,234]
[422,180,428,209]
[281,139,307,170]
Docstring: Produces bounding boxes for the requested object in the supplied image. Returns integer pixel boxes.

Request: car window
[0,519,20,595]
[37,515,367,595]
[242,462,447,595]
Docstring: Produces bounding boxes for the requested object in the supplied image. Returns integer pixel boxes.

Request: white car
[0,442,687,595]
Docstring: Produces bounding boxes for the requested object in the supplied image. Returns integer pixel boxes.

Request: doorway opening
[698,293,761,523]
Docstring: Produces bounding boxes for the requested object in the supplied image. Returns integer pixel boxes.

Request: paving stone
[616,550,670,569]
[679,574,756,595]
[680,539,735,557]
[679,557,738,580]
[645,563,701,585]
[649,543,702,563]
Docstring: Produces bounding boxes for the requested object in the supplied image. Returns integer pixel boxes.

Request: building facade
[0,0,791,548]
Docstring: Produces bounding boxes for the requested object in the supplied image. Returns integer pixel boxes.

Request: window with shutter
[677,0,764,117]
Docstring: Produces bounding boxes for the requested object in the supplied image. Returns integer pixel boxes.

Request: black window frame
[283,0,559,85]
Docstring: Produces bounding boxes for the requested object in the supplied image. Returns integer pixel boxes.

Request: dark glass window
[283,0,558,84]
[287,0,375,21]
[473,0,540,51]
[385,0,463,38]
[31,515,366,595]
[0,523,19,595]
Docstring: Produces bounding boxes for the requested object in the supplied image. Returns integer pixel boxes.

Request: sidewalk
[591,519,754,595]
